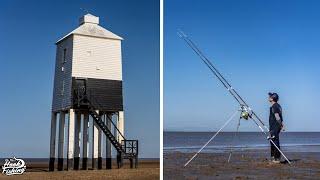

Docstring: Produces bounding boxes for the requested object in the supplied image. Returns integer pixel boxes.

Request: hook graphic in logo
[2,157,26,176]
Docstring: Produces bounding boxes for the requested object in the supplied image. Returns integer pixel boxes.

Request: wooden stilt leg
[49,112,57,171]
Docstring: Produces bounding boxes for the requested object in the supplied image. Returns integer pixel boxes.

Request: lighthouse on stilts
[49,14,138,171]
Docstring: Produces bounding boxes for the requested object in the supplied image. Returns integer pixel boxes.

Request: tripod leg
[184,110,239,167]
[227,116,241,163]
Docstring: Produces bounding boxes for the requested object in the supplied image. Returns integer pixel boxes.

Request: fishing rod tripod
[177,30,292,167]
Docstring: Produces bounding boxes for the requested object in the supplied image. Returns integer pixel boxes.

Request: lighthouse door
[76,79,86,95]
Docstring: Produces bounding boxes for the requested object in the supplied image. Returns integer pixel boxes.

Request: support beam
[82,113,89,170]
[98,112,103,169]
[92,110,99,169]
[118,111,125,143]
[117,112,125,168]
[49,112,57,171]
[73,112,81,170]
[102,115,107,168]
[67,109,75,170]
[106,113,112,169]
[57,112,65,171]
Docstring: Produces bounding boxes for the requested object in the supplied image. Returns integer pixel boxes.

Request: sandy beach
[0,159,159,180]
[164,151,320,179]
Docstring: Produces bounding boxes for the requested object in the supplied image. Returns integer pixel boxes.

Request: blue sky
[0,0,159,158]
[165,0,320,132]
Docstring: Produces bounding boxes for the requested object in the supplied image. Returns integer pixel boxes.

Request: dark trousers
[270,128,281,159]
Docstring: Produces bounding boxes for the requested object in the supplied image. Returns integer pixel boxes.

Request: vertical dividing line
[160,0,164,178]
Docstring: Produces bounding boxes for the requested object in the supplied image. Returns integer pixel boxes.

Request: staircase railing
[88,108,125,153]
[86,91,126,142]
[73,88,138,157]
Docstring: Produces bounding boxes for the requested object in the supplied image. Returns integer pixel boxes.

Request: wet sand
[0,160,159,180]
[164,151,320,179]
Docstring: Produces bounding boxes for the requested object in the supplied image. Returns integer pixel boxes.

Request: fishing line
[227,116,241,163]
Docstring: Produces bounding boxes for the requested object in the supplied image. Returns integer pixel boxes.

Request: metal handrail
[86,90,126,141]
[105,113,126,141]
[74,88,138,156]
[74,88,126,142]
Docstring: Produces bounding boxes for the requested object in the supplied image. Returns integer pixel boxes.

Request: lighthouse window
[62,48,67,63]
[61,80,65,95]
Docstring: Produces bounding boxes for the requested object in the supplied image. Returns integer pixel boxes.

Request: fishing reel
[239,105,252,120]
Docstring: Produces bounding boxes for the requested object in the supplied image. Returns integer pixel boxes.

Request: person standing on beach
[268,92,285,163]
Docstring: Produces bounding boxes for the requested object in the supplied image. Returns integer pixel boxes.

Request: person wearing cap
[268,92,285,163]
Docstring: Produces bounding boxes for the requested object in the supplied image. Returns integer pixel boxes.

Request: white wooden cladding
[52,14,123,111]
[72,34,122,81]
[52,33,123,111]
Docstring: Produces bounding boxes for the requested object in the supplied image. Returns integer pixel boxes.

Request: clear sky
[165,0,320,132]
[0,0,159,158]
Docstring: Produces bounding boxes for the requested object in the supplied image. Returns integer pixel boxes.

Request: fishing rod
[177,30,291,165]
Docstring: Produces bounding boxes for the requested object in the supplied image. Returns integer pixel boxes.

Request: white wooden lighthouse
[49,14,138,171]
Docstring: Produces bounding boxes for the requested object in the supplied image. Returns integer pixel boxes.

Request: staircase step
[89,109,126,154]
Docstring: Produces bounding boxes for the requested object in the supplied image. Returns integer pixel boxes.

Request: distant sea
[164,132,320,153]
